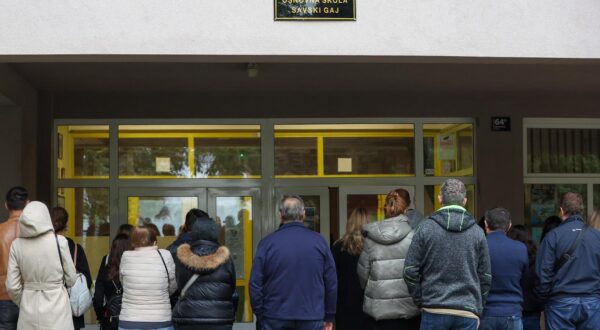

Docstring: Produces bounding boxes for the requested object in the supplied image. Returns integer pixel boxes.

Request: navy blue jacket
[249,222,337,322]
[484,232,528,317]
[535,216,600,300]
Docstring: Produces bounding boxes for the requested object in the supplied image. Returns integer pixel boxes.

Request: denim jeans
[480,315,523,330]
[420,311,478,330]
[0,300,18,330]
[521,313,541,330]
[261,318,323,330]
[545,296,600,330]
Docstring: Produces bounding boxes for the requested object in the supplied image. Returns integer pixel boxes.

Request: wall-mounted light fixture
[247,63,259,78]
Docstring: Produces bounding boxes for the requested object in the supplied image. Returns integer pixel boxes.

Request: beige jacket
[120,246,177,323]
[5,201,77,330]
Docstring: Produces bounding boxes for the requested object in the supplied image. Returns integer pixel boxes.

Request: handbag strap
[54,234,66,286]
[555,225,588,271]
[180,274,199,298]
[73,243,78,268]
[157,250,171,287]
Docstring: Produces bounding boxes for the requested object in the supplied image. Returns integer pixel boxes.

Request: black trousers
[0,300,18,330]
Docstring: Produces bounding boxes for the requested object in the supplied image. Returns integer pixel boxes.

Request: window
[524,119,600,240]
[57,125,109,179]
[423,124,473,176]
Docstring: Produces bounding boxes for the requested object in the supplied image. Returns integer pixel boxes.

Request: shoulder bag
[55,236,93,316]
[555,225,588,272]
[157,250,179,307]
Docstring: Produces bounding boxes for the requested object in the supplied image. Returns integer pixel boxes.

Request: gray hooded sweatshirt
[404,205,491,316]
[357,215,419,320]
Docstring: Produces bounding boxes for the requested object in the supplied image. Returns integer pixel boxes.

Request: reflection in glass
[527,128,600,174]
[424,185,476,217]
[57,188,110,281]
[524,184,587,227]
[324,137,414,175]
[127,197,198,245]
[423,124,473,176]
[347,194,386,223]
[119,138,189,177]
[215,196,252,323]
[275,138,318,176]
[195,138,261,177]
[57,125,109,179]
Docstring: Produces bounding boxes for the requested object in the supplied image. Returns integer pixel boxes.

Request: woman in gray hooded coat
[357,189,420,330]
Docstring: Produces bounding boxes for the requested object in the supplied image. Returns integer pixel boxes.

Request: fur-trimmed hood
[177,243,230,272]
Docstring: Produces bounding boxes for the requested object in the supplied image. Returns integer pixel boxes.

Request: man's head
[484,208,512,233]
[279,196,305,223]
[5,186,28,212]
[559,192,584,220]
[438,178,467,207]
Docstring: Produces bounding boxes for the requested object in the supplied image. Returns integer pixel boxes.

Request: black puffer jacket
[173,240,236,326]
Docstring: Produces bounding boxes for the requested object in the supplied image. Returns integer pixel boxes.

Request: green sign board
[275,0,356,21]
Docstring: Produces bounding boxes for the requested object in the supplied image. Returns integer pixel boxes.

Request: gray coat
[357,215,419,320]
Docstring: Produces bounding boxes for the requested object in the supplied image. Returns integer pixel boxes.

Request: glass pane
[424,124,474,176]
[195,138,261,178]
[275,138,318,176]
[347,194,387,222]
[127,196,198,247]
[524,184,587,243]
[324,137,414,175]
[424,185,476,217]
[527,128,600,174]
[57,125,109,179]
[119,138,189,177]
[215,196,253,323]
[275,124,415,177]
[118,125,261,179]
[58,187,109,324]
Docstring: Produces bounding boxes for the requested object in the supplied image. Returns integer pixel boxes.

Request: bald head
[279,196,305,222]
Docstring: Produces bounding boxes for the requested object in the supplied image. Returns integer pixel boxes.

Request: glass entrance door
[207,188,260,326]
[338,186,415,237]
[118,188,207,247]
[275,187,330,243]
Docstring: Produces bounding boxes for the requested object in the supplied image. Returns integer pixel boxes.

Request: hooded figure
[173,217,237,330]
[5,201,77,329]
[357,214,420,323]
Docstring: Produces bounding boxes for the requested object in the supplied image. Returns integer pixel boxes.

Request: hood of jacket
[430,205,475,232]
[18,201,54,238]
[362,215,412,245]
[177,241,230,273]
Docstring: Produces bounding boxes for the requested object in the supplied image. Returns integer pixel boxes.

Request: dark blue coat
[249,222,337,322]
[484,231,528,317]
[535,216,600,300]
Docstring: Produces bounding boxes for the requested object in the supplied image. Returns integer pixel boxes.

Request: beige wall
[37,91,600,223]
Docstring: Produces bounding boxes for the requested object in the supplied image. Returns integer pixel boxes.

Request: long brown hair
[340,208,370,255]
[108,234,132,281]
[384,189,410,218]
[589,209,600,231]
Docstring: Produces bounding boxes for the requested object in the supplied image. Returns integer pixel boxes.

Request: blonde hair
[340,208,370,255]
[589,209,600,230]
[130,225,157,249]
[384,189,410,218]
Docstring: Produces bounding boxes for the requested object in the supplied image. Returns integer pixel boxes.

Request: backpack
[106,280,123,320]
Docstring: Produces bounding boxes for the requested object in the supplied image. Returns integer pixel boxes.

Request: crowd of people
[0,179,599,330]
